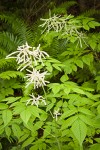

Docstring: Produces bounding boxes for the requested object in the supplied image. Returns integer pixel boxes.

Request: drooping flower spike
[26,93,46,107]
[25,68,49,89]
[6,42,49,71]
[32,44,49,65]
[6,42,32,64]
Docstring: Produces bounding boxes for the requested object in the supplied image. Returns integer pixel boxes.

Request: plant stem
[80,145,83,150]
[56,137,61,150]
[42,85,54,118]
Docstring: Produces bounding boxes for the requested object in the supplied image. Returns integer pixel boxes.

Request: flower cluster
[32,44,49,65]
[6,42,49,107]
[25,68,49,89]
[40,12,88,47]
[6,42,32,71]
[6,42,49,71]
[26,94,46,107]
[40,11,72,33]
[53,109,61,121]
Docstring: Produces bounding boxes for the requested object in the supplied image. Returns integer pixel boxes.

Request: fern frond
[0,58,16,71]
[42,37,66,58]
[81,9,100,17]
[31,19,42,46]
[0,78,23,89]
[0,14,34,44]
[0,32,20,53]
[0,71,24,80]
[52,1,77,14]
[0,47,7,58]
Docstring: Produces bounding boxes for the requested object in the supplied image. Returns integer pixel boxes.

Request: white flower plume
[53,109,61,121]
[26,94,46,107]
[6,43,49,70]
[32,44,49,65]
[25,68,49,89]
[40,10,72,33]
[6,42,32,64]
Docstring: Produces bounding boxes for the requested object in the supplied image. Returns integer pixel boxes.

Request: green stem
[80,145,83,150]
[56,137,61,150]
[42,85,54,118]
[42,86,61,149]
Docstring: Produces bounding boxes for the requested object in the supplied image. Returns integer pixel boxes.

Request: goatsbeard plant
[5,12,100,150]
[6,42,49,107]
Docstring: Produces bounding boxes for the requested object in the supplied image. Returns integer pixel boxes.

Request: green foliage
[81,9,100,17]
[0,13,34,48]
[51,1,77,14]
[0,1,100,150]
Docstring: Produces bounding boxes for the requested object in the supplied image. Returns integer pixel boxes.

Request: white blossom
[6,43,49,70]
[25,68,49,89]
[32,44,49,65]
[40,10,72,33]
[16,42,32,64]
[6,42,32,64]
[76,31,88,48]
[17,59,33,71]
[6,42,33,71]
[53,109,61,121]
[26,94,46,107]
[40,14,62,33]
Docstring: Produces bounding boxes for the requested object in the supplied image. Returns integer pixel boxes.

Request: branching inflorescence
[40,11,88,47]
[6,42,49,107]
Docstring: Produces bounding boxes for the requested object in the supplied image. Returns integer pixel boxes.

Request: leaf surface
[71,118,87,146]
[2,109,12,126]
[20,107,32,124]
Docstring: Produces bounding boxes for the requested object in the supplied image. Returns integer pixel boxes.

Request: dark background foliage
[0,0,100,22]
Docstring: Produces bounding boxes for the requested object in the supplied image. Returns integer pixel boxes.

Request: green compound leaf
[19,133,29,143]
[72,88,85,94]
[22,137,35,148]
[45,62,53,72]
[5,126,11,138]
[79,114,94,126]
[61,115,78,130]
[82,54,93,66]
[2,97,21,104]
[75,59,83,68]
[52,83,62,94]
[46,103,54,112]
[89,144,100,150]
[97,104,100,114]
[83,24,89,30]
[0,103,8,110]
[52,64,62,71]
[60,108,77,119]
[43,126,51,138]
[13,103,26,114]
[71,118,87,146]
[33,121,44,130]
[64,87,71,95]
[60,74,69,82]
[2,109,12,126]
[30,106,40,118]
[12,123,22,139]
[30,145,38,150]
[89,40,96,50]
[78,107,94,116]
[88,21,100,28]
[20,107,32,124]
